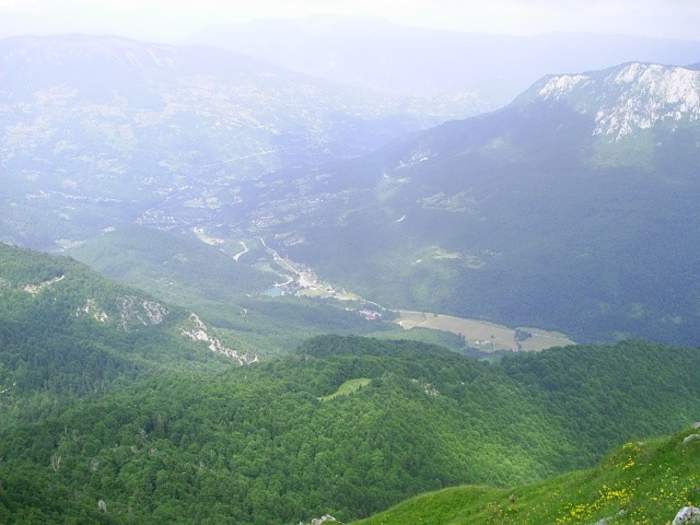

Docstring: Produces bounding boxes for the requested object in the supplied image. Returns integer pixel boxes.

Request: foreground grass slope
[355,426,700,525]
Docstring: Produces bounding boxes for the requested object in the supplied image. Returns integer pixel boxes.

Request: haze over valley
[2,2,700,524]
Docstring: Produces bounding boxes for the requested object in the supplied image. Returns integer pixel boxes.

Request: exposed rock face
[534,63,700,140]
[181,313,258,366]
[673,506,700,525]
[682,434,700,446]
[142,300,168,324]
[117,295,168,329]
[22,274,65,295]
[311,515,337,525]
[538,74,589,99]
[693,421,700,430]
[78,298,109,323]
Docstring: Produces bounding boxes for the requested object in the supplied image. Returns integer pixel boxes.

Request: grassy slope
[355,427,700,525]
[319,378,372,401]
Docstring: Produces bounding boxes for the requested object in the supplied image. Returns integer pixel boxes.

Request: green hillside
[0,243,238,427]
[354,426,700,525]
[2,242,700,525]
[1,333,700,524]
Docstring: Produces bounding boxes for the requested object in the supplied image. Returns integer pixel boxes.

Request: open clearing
[319,378,372,401]
[395,310,574,352]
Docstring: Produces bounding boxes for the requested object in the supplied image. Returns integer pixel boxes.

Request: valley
[2,14,700,525]
[8,41,700,347]
[70,222,574,357]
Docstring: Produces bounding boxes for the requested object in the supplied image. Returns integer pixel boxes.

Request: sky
[0,0,699,42]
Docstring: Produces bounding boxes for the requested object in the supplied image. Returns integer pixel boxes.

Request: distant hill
[0,34,436,249]
[354,425,700,525]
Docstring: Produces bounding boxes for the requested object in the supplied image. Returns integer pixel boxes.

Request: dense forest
[2,243,700,524]
[2,330,700,523]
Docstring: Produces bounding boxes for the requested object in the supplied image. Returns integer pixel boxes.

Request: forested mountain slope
[0,242,250,427]
[66,225,407,355]
[194,17,700,110]
[1,334,699,524]
[254,61,700,346]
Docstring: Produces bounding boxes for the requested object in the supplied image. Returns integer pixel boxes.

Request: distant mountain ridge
[0,34,440,248]
[243,60,700,346]
[5,38,700,346]
[520,62,700,139]
[193,17,700,109]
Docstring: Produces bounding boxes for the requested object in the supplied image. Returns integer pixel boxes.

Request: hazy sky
[1,0,699,42]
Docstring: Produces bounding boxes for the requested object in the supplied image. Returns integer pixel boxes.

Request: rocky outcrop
[142,300,168,324]
[75,294,167,329]
[682,434,700,446]
[298,515,338,525]
[23,274,65,295]
[117,295,168,330]
[673,507,700,525]
[535,63,700,140]
[311,516,338,525]
[181,313,258,366]
[78,298,109,323]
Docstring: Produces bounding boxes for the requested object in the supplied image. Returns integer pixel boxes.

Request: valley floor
[395,310,574,352]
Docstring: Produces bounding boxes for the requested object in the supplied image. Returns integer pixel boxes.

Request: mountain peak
[528,62,700,139]
[537,73,591,99]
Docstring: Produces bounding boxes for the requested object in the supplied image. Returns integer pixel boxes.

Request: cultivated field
[395,310,574,352]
